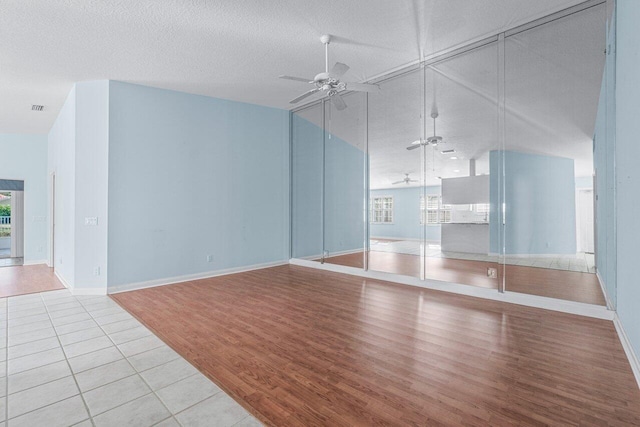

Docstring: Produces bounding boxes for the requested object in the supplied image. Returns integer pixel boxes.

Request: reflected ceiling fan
[279,35,380,110]
[407,112,445,150]
[392,173,419,185]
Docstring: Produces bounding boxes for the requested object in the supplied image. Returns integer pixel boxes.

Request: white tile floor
[370,240,596,273]
[0,288,262,427]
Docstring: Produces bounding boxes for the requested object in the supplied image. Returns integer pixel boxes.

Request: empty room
[0,0,639,425]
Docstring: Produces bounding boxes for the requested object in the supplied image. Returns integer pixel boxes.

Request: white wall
[0,134,48,263]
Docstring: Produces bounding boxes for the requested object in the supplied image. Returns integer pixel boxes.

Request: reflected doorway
[0,179,25,267]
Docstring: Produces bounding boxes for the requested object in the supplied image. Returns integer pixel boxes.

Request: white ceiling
[295,3,607,188]
[1,0,589,134]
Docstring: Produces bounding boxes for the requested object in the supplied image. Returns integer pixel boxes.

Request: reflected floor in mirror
[322,250,606,306]
[370,240,595,273]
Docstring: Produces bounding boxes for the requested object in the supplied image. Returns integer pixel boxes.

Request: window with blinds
[420,195,452,224]
[371,196,393,224]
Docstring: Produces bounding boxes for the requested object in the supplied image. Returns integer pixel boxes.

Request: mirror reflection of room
[293,3,608,307]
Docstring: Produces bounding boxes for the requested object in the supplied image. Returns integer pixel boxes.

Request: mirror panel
[322,92,367,268]
[502,4,607,305]
[291,104,324,260]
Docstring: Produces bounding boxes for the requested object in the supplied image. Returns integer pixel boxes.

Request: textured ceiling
[296,3,607,188]
[1,0,588,134]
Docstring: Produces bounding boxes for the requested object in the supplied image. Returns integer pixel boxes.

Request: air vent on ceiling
[441,149,455,154]
[31,105,44,111]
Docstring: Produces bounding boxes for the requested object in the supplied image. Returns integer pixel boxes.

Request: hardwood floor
[322,251,606,305]
[0,264,65,298]
[112,264,640,426]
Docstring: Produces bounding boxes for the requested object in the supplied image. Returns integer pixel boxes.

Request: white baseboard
[23,259,48,266]
[595,270,614,310]
[488,253,580,258]
[296,249,364,261]
[108,260,289,294]
[54,271,72,289]
[613,313,640,390]
[289,258,614,320]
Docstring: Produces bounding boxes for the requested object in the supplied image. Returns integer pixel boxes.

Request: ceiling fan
[279,34,380,110]
[407,112,445,150]
[392,173,419,185]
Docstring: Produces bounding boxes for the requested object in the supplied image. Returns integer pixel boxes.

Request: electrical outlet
[93,267,100,276]
[206,254,213,262]
[38,246,43,252]
[487,268,498,279]
[84,217,98,226]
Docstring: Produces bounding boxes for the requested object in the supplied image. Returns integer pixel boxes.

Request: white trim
[370,237,427,242]
[295,248,364,261]
[23,259,48,266]
[595,270,613,310]
[488,253,586,258]
[54,270,71,289]
[613,313,640,390]
[289,258,614,320]
[108,260,289,294]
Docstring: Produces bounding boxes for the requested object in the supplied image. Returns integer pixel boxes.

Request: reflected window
[371,196,393,224]
[420,196,452,224]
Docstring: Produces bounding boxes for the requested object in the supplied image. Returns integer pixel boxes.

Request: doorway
[0,179,25,267]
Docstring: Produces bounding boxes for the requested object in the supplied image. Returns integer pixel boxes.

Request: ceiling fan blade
[289,88,321,104]
[279,75,313,83]
[330,62,350,78]
[331,93,347,110]
[345,82,380,93]
[409,179,419,183]
[391,181,404,185]
[406,144,421,151]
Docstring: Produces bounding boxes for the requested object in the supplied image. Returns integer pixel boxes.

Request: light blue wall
[370,187,441,242]
[107,81,290,287]
[615,0,640,361]
[74,81,110,292]
[0,134,48,263]
[324,132,365,255]
[291,114,365,258]
[48,87,76,286]
[490,150,577,255]
[593,7,617,307]
[291,114,322,258]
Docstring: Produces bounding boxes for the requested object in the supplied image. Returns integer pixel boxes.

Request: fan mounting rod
[321,35,331,73]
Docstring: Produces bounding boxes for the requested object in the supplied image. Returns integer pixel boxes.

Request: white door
[576,189,594,253]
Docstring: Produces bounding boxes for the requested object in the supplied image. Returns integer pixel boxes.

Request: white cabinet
[441,223,489,254]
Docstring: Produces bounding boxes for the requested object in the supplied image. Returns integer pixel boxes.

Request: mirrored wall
[291,1,613,308]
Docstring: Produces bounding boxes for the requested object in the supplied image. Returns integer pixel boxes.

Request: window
[474,203,490,213]
[371,196,393,223]
[420,195,451,224]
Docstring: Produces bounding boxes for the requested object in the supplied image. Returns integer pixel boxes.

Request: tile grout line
[104,299,254,427]
[39,292,95,427]
[75,296,178,424]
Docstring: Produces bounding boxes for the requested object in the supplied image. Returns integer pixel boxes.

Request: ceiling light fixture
[441,149,455,154]
[453,169,460,172]
[450,156,458,160]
